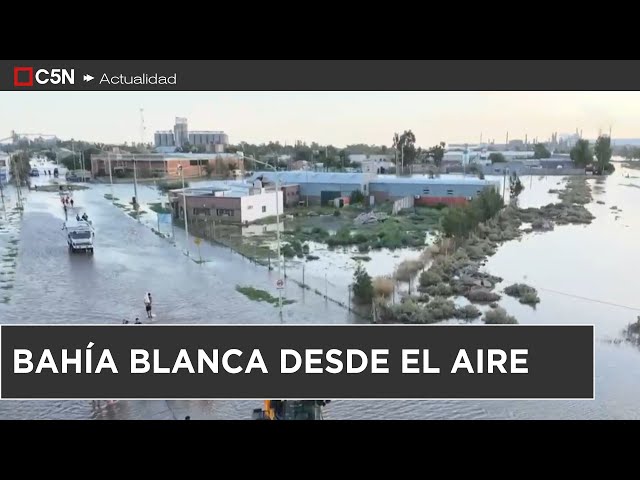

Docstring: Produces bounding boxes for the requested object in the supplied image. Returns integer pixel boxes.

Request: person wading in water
[144,293,153,318]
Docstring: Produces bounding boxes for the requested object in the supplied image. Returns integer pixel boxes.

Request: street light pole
[107,152,113,197]
[132,155,139,222]
[179,164,189,256]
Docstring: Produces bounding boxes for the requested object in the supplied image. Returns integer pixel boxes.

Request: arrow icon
[83,74,94,82]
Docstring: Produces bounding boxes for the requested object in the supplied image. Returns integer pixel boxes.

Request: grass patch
[0,284,13,290]
[113,202,126,209]
[128,211,147,219]
[8,239,19,245]
[352,255,372,262]
[157,180,189,193]
[148,202,172,214]
[1,296,9,303]
[306,255,320,261]
[236,285,296,307]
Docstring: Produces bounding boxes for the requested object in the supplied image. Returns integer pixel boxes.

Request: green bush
[455,304,482,320]
[483,307,518,324]
[419,270,442,288]
[353,263,374,305]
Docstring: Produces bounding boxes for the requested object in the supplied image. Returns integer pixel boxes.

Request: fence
[184,215,372,319]
[392,196,415,215]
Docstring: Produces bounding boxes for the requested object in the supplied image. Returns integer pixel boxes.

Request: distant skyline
[1,91,638,147]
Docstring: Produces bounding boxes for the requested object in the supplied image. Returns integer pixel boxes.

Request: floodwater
[1,164,639,419]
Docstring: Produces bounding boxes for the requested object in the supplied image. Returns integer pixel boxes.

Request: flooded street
[1,165,640,419]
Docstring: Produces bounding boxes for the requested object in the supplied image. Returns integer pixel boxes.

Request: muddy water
[1,166,639,419]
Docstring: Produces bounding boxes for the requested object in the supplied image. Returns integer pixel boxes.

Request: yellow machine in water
[253,400,330,420]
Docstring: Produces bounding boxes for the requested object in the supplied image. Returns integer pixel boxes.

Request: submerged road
[0,171,349,419]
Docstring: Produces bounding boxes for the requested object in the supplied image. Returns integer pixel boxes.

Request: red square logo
[14,67,34,87]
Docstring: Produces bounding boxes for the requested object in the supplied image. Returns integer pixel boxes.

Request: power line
[496,275,640,312]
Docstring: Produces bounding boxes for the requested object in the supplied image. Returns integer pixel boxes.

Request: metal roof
[371,175,499,186]
[251,171,368,184]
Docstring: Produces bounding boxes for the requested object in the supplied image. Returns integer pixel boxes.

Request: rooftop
[371,175,500,186]
[251,171,369,184]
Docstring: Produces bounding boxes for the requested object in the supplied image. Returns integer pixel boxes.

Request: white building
[168,181,283,225]
[348,154,395,173]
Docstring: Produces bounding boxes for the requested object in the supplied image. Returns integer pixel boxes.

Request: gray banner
[0,325,594,400]
[2,60,640,90]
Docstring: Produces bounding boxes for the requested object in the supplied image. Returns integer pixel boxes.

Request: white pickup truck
[63,219,94,253]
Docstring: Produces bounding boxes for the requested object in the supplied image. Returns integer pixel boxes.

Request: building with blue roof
[250,171,499,206]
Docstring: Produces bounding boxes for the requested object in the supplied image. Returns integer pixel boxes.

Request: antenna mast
[139,108,146,148]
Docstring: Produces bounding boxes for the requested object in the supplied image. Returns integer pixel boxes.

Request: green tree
[352,263,374,305]
[533,143,551,159]
[570,139,592,167]
[489,152,506,163]
[204,163,214,178]
[441,206,473,238]
[9,152,31,182]
[429,142,446,167]
[350,190,365,204]
[393,130,417,166]
[593,135,612,174]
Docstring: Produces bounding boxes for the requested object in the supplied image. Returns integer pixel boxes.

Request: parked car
[30,168,40,177]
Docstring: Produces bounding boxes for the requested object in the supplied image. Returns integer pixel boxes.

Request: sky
[1,91,639,147]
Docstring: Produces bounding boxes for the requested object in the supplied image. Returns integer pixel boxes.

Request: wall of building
[240,191,283,224]
[281,184,300,207]
[370,180,497,199]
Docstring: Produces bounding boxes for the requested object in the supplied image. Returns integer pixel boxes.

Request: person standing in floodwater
[144,293,152,318]
[63,204,68,220]
[70,198,74,208]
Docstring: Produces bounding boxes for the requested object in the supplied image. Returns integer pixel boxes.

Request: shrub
[350,190,365,205]
[394,259,424,282]
[333,209,341,216]
[483,307,518,324]
[419,270,442,288]
[352,264,373,304]
[455,304,482,320]
[372,276,395,298]
[504,283,540,305]
[424,296,457,320]
[465,288,501,303]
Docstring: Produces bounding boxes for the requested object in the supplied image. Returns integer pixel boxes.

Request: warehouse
[370,175,500,206]
[251,171,373,205]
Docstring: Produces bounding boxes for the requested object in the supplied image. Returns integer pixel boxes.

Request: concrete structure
[173,117,189,148]
[251,171,373,205]
[168,181,283,224]
[90,152,243,179]
[154,117,229,151]
[370,175,500,205]
[348,154,395,173]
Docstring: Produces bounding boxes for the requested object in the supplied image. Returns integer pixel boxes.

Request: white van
[64,219,94,253]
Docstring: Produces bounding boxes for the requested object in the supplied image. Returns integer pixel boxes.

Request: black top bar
[2,60,639,91]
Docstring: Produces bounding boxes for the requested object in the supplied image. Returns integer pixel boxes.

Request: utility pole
[132,155,139,221]
[107,151,113,197]
[72,141,77,172]
[179,164,189,256]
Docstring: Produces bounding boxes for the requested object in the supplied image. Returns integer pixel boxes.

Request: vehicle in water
[63,219,94,253]
[30,168,40,177]
[252,400,330,420]
[53,168,59,178]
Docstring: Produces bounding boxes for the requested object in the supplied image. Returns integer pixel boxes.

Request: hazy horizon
[1,91,638,147]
